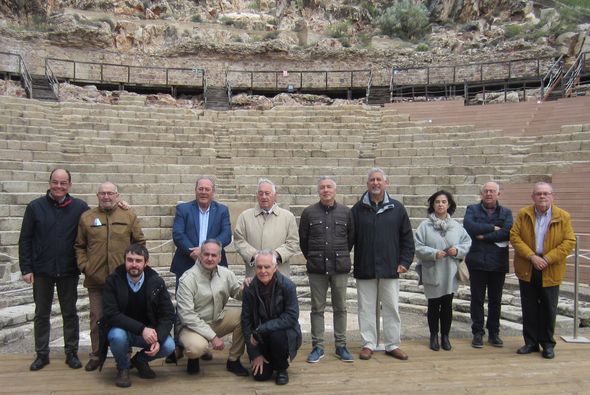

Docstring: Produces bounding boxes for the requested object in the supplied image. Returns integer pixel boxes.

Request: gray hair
[196,176,216,190]
[98,181,118,193]
[254,249,278,266]
[480,181,500,194]
[257,178,276,194]
[533,181,553,193]
[200,238,222,249]
[367,167,387,181]
[317,176,337,187]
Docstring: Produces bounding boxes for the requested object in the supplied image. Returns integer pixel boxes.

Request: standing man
[351,168,415,361]
[19,168,89,371]
[463,181,513,348]
[234,178,299,277]
[510,181,575,359]
[170,176,231,285]
[176,239,249,377]
[75,181,145,371]
[100,244,175,388]
[299,176,354,363]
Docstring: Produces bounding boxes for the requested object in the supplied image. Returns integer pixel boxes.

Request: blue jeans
[108,327,175,369]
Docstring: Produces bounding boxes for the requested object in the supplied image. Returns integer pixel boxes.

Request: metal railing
[541,55,564,101]
[226,69,371,92]
[45,61,59,100]
[563,51,588,98]
[365,70,373,104]
[0,51,33,98]
[45,57,206,89]
[391,57,552,86]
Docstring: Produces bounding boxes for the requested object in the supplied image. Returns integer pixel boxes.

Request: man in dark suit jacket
[170,176,232,286]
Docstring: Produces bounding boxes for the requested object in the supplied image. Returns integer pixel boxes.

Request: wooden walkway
[2,337,589,394]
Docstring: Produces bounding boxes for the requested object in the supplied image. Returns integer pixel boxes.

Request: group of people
[18,167,575,388]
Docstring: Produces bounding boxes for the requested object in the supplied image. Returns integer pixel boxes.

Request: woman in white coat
[415,190,472,351]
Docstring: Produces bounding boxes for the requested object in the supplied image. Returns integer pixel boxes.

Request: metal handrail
[45,57,206,88]
[44,60,60,100]
[365,70,372,104]
[226,69,371,91]
[0,51,33,98]
[541,55,564,101]
[563,52,588,98]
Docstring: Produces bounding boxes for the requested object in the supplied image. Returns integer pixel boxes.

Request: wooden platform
[2,337,589,394]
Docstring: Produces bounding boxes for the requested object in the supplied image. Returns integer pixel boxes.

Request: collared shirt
[126,272,145,293]
[534,206,552,255]
[198,205,210,247]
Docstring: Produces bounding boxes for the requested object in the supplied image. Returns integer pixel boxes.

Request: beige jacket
[176,262,242,341]
[233,203,300,276]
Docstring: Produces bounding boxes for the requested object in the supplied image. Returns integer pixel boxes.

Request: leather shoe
[30,356,49,371]
[471,333,484,348]
[85,358,101,371]
[385,348,409,361]
[65,353,82,369]
[359,347,373,360]
[429,334,440,351]
[186,358,200,375]
[441,335,452,351]
[201,351,213,361]
[516,344,540,354]
[542,347,555,359]
[115,368,131,388]
[131,353,156,379]
[275,369,289,385]
[488,334,504,348]
[226,359,249,376]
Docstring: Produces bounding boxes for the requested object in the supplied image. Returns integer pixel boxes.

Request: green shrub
[415,43,429,52]
[504,24,523,39]
[191,15,202,23]
[377,0,429,41]
[263,30,280,41]
[327,20,351,39]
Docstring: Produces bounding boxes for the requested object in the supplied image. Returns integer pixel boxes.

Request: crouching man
[99,244,175,388]
[241,250,302,385]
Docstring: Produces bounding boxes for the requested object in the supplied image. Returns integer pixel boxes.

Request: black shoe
[429,334,440,351]
[115,368,131,388]
[441,335,452,351]
[30,355,49,371]
[85,358,101,371]
[187,358,200,375]
[542,347,555,359]
[226,359,249,376]
[201,351,213,361]
[488,334,504,348]
[471,334,484,348]
[517,344,540,354]
[275,369,289,385]
[130,353,156,379]
[65,353,82,369]
[165,351,177,364]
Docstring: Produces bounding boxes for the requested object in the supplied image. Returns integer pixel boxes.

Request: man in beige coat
[233,178,300,277]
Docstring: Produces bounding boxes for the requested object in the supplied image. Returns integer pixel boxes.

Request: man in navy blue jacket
[19,168,89,371]
[463,181,513,349]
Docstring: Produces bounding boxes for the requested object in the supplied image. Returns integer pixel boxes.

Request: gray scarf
[429,213,450,237]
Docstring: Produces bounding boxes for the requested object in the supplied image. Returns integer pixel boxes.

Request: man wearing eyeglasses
[510,181,575,359]
[75,181,145,371]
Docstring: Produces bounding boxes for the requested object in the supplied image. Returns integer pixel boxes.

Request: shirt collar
[126,272,145,292]
[535,206,552,219]
[255,203,277,216]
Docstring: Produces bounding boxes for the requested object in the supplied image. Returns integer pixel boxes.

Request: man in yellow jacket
[75,181,146,371]
[510,181,575,359]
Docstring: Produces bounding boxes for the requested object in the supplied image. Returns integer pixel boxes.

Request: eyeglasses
[98,192,118,197]
[533,192,552,197]
[482,189,498,194]
[50,181,70,187]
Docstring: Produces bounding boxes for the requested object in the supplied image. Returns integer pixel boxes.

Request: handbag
[456,260,470,283]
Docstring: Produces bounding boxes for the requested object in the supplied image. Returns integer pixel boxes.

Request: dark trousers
[469,269,506,336]
[33,275,80,357]
[519,269,559,348]
[427,294,453,336]
[252,330,290,382]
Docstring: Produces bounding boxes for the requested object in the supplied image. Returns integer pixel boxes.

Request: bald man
[75,181,145,371]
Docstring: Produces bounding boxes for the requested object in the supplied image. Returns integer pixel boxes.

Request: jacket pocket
[334,251,351,273]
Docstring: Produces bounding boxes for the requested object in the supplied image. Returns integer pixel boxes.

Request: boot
[429,333,440,351]
[441,334,452,351]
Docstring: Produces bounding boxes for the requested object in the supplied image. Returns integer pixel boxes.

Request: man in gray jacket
[299,177,354,363]
[176,239,249,377]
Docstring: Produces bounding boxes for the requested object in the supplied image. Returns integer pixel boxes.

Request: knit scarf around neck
[429,213,451,237]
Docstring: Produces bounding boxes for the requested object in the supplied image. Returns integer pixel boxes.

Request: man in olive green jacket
[75,182,145,371]
[510,182,575,359]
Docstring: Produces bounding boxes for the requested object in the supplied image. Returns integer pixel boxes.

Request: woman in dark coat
[241,249,301,385]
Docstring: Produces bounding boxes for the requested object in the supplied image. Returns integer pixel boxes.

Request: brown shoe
[359,347,373,360]
[385,348,409,361]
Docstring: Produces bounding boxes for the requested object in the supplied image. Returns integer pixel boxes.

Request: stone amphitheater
[1,92,590,351]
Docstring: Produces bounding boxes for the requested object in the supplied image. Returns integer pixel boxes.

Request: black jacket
[351,191,415,279]
[463,202,513,272]
[241,272,302,361]
[19,191,89,277]
[298,201,354,275]
[99,265,174,368]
